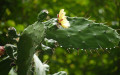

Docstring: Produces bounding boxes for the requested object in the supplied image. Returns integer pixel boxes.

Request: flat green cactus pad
[45,17,120,49]
[17,21,45,75]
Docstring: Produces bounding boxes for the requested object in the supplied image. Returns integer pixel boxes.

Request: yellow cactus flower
[57,9,70,28]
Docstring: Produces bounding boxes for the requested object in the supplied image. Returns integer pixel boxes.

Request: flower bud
[0,46,5,57]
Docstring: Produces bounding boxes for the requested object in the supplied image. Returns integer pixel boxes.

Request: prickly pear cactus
[0,9,120,75]
[17,22,46,75]
[45,17,120,50]
[15,9,120,75]
[17,10,48,75]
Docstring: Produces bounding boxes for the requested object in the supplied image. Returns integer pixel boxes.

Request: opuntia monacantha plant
[0,9,120,75]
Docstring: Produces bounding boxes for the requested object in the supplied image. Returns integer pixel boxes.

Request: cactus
[7,27,19,44]
[17,22,46,75]
[45,17,120,50]
[37,10,49,22]
[17,10,51,75]
[0,10,120,75]
[5,44,17,59]
[17,10,120,75]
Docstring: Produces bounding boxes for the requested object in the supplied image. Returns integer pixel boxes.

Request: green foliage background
[0,0,120,75]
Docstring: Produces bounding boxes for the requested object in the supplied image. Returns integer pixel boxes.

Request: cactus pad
[17,21,45,75]
[45,17,120,50]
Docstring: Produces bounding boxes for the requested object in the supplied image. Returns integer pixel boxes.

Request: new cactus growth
[7,27,19,44]
[0,46,5,57]
[8,27,18,38]
[5,44,17,59]
[38,10,49,22]
[0,9,120,75]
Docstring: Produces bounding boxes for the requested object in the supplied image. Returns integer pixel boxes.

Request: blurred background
[0,0,120,75]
